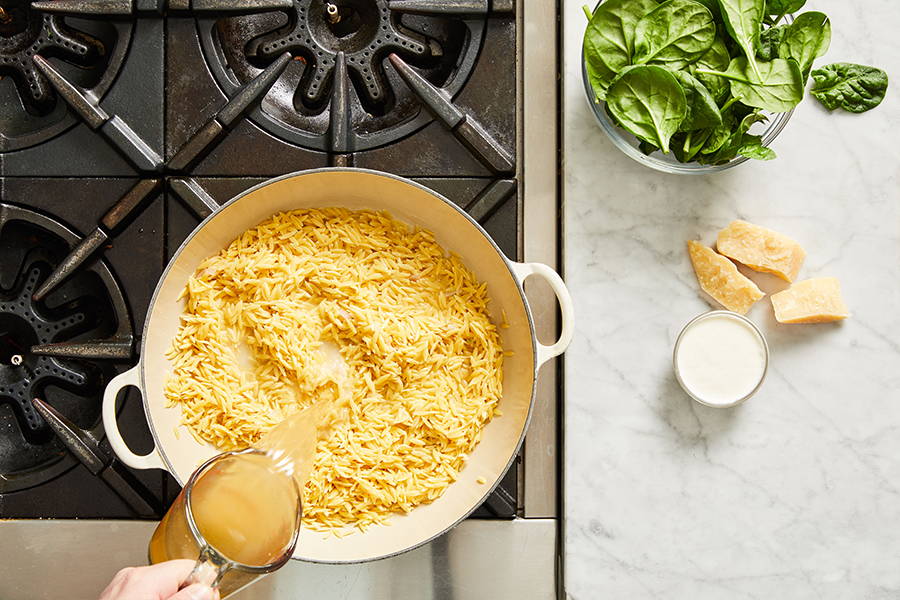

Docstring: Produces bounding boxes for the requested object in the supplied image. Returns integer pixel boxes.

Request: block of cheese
[716,220,806,282]
[687,240,765,315]
[771,277,850,323]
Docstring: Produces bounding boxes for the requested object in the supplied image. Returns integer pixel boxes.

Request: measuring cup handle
[102,365,165,471]
[180,548,227,592]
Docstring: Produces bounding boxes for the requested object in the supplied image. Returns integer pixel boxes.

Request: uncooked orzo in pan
[164,208,504,531]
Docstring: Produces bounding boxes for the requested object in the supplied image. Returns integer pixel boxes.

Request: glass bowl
[580,44,794,175]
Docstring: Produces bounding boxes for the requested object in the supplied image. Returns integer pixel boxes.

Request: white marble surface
[562,1,900,598]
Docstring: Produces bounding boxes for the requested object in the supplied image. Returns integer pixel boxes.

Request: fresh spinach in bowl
[583,0,889,166]
[606,65,687,153]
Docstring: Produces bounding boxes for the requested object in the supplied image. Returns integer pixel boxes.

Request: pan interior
[141,170,536,563]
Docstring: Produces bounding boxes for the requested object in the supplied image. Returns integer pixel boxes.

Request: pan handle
[509,262,574,368]
[102,365,166,471]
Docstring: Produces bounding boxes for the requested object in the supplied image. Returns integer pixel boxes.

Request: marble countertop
[562,1,900,598]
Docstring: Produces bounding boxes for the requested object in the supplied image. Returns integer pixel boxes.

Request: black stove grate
[198,0,485,152]
[0,0,521,520]
[0,5,132,152]
[0,8,102,111]
[0,203,132,493]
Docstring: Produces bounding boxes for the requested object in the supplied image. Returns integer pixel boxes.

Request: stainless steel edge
[521,0,560,520]
[0,519,557,599]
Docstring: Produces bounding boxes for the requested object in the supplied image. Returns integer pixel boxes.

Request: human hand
[99,559,219,600]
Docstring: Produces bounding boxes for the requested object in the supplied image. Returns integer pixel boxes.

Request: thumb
[168,584,219,600]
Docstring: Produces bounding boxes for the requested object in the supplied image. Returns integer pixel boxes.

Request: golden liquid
[148,453,298,564]
[199,454,298,564]
[256,340,351,489]
[149,364,350,593]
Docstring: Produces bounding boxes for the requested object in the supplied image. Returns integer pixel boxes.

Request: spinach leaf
[765,0,805,17]
[737,109,769,132]
[692,0,721,19]
[606,65,688,153]
[738,136,778,160]
[638,140,658,155]
[721,113,771,161]
[692,37,731,102]
[686,128,715,161]
[756,24,786,61]
[716,0,765,78]
[583,0,660,99]
[697,56,804,112]
[700,111,734,154]
[696,36,731,71]
[632,0,716,70]
[672,128,715,162]
[810,63,888,113]
[699,106,768,163]
[778,11,830,80]
[584,0,659,75]
[584,46,619,101]
[672,70,723,130]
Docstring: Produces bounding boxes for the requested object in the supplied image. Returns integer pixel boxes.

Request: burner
[0,204,132,492]
[247,0,432,108]
[198,0,484,151]
[0,1,103,111]
[0,5,132,151]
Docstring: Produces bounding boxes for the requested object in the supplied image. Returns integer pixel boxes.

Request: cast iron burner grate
[198,0,484,151]
[0,204,132,492]
[0,0,104,112]
[247,0,433,108]
[0,2,131,150]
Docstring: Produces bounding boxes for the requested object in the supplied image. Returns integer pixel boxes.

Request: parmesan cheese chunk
[771,277,850,323]
[717,220,806,282]
[687,240,765,315]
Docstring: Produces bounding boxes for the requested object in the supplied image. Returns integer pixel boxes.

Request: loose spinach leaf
[606,65,688,153]
[632,0,717,71]
[691,37,731,102]
[765,0,805,17]
[697,56,804,112]
[756,24,787,61]
[716,0,765,78]
[778,11,831,81]
[810,63,888,113]
[738,136,778,160]
[672,70,723,130]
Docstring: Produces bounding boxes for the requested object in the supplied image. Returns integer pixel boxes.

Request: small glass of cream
[673,311,769,408]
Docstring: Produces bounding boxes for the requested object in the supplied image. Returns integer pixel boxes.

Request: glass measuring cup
[148,449,301,598]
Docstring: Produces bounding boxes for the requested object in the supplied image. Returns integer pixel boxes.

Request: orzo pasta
[164,208,504,531]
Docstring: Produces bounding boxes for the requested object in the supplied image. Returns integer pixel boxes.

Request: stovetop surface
[0,1,521,520]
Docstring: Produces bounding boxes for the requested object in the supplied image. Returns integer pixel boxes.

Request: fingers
[167,583,219,600]
[143,559,198,582]
[98,560,200,600]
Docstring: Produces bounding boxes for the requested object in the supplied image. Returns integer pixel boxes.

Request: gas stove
[0,0,559,597]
